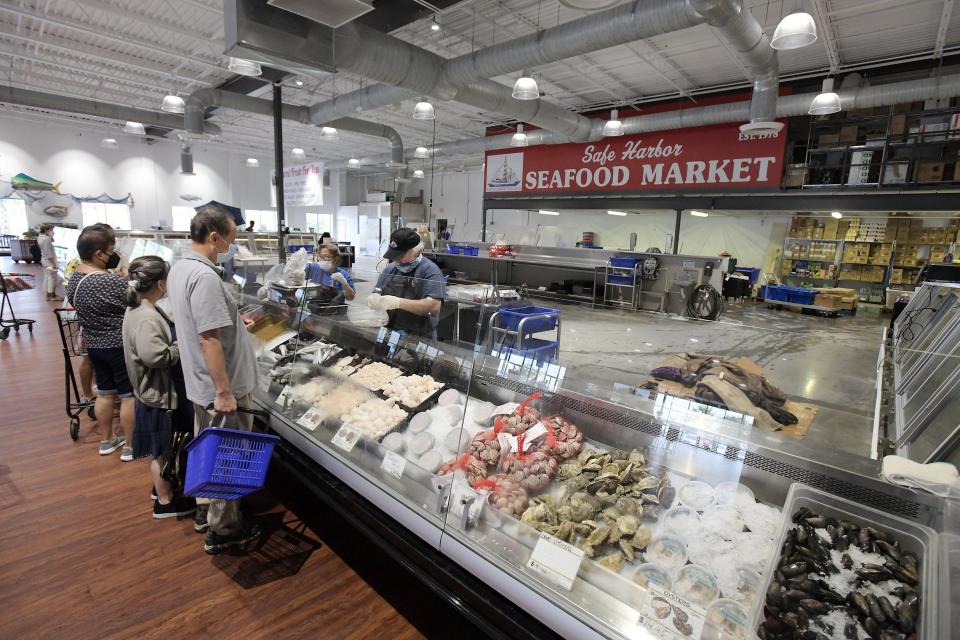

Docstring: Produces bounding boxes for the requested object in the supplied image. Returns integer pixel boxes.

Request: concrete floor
[553,300,888,457]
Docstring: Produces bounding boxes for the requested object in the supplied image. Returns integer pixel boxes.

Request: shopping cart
[54,307,96,440]
[0,271,36,340]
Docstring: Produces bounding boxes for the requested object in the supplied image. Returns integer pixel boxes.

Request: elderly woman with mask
[305,242,355,305]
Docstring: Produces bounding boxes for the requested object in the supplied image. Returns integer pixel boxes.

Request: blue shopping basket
[184,427,280,500]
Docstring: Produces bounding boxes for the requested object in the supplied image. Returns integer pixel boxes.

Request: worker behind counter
[305,242,355,306]
[368,228,444,339]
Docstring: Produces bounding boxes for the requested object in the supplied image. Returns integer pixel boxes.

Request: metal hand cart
[0,271,36,340]
[54,307,96,440]
[486,305,561,365]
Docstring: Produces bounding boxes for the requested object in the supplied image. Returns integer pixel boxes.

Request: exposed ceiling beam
[620,40,697,96]
[70,0,222,43]
[935,0,955,58]
[811,0,842,73]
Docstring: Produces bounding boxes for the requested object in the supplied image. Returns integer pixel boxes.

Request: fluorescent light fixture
[607,210,627,216]
[347,158,360,166]
[511,124,529,147]
[412,100,435,120]
[291,147,306,159]
[320,126,339,141]
[512,71,539,101]
[430,16,440,31]
[123,121,145,135]
[739,121,785,135]
[100,137,118,149]
[161,94,184,114]
[228,56,262,77]
[771,12,817,50]
[809,78,842,115]
[414,146,429,158]
[539,210,560,216]
[602,109,624,137]
[295,79,303,87]
[245,157,259,167]
[413,168,425,179]
[831,211,843,219]
[690,210,709,218]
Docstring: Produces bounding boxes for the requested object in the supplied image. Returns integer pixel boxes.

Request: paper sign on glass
[331,425,361,453]
[296,407,326,431]
[381,450,406,479]
[635,583,706,640]
[526,532,584,591]
[274,384,292,406]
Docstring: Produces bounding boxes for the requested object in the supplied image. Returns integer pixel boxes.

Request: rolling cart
[54,307,96,440]
[486,305,561,365]
[0,271,36,340]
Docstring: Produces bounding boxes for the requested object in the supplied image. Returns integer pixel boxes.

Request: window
[81,202,131,229]
[0,198,28,236]
[171,206,195,232]
[305,212,332,234]
[244,210,278,232]
[337,217,348,241]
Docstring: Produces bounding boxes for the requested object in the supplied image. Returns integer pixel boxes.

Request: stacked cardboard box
[842,242,871,264]
[815,287,858,310]
[869,243,893,265]
[844,217,861,241]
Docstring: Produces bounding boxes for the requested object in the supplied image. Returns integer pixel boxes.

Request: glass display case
[247,270,959,640]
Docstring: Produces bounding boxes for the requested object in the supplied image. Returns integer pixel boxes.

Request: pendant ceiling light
[320,126,339,141]
[512,70,540,101]
[245,157,259,167]
[348,158,360,166]
[414,146,429,159]
[510,124,529,147]
[413,168,425,179]
[690,210,709,218]
[412,99,435,120]
[831,211,844,219]
[809,78,842,115]
[607,210,627,216]
[100,137,118,149]
[539,210,560,216]
[602,109,624,137]
[430,16,441,31]
[771,12,817,50]
[161,94,185,114]
[228,56,262,77]
[291,147,306,159]
[123,121,145,135]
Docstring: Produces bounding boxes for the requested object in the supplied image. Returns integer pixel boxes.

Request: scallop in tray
[380,374,446,410]
[339,396,409,442]
[752,483,937,640]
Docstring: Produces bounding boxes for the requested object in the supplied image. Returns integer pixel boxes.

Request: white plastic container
[673,564,719,607]
[678,480,716,511]
[646,534,688,574]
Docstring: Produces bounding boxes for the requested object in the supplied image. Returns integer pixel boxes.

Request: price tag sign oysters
[526,532,584,591]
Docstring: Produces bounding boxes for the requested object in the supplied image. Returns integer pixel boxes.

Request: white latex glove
[330,272,348,286]
[367,292,383,310]
[380,295,402,311]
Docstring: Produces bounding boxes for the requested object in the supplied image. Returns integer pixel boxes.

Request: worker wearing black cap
[368,228,445,339]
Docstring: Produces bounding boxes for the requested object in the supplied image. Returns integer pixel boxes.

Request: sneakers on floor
[194,506,209,533]
[119,446,134,462]
[98,436,125,455]
[153,496,197,519]
[150,486,158,501]
[203,521,262,555]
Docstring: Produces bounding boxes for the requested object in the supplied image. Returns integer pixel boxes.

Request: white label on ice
[296,407,326,431]
[381,450,406,479]
[526,532,584,591]
[491,401,520,416]
[274,384,292,406]
[331,424,361,453]
[523,422,548,446]
[497,432,517,454]
[635,583,706,640]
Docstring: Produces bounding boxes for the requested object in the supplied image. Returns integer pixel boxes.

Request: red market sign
[484,122,787,195]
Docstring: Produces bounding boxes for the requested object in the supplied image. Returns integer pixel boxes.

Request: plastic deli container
[704,599,751,640]
[631,563,674,591]
[751,483,939,640]
[646,534,688,574]
[678,480,716,511]
[673,564,720,607]
[662,505,702,541]
[714,481,756,511]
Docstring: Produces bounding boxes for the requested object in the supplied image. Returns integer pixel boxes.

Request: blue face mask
[396,255,422,273]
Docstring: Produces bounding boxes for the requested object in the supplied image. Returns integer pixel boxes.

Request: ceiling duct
[267,0,373,28]
[180,145,194,174]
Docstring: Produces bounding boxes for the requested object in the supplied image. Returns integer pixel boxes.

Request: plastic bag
[257,264,285,299]
[347,291,389,327]
[281,248,309,286]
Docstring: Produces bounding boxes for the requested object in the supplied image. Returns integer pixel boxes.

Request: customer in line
[305,242,355,303]
[37,223,62,301]
[66,224,135,459]
[123,256,197,519]
[167,206,261,554]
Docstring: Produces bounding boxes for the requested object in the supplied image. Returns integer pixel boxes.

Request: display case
[247,273,960,640]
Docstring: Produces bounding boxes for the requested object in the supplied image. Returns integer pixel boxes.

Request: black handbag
[162,427,193,492]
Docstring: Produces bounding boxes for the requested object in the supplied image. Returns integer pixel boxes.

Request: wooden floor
[0,258,487,640]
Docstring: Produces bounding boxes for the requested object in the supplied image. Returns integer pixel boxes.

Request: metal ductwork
[0,84,222,135]
[327,73,960,167]
[180,145,194,174]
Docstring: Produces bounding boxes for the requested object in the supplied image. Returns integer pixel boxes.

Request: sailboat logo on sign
[486,153,523,191]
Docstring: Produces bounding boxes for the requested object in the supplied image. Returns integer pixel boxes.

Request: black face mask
[104,252,121,270]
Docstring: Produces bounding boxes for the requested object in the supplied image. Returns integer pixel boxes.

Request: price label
[497,432,518,454]
[274,384,292,406]
[635,583,706,640]
[523,422,547,446]
[381,450,406,479]
[526,532,584,591]
[491,401,520,416]
[331,424,361,453]
[296,407,326,431]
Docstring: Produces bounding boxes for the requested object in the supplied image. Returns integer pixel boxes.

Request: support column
[273,82,286,263]
[481,208,487,243]
[673,209,681,255]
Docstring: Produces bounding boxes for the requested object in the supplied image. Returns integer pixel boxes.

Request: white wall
[428,169,790,269]
[0,116,342,232]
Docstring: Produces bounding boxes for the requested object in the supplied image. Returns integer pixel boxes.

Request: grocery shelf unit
[779,237,842,287]
[778,236,894,302]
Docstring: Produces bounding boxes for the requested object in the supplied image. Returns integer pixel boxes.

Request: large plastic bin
[461,246,479,256]
[609,256,641,268]
[492,337,558,365]
[764,285,789,302]
[498,305,559,334]
[752,483,938,639]
[445,245,461,254]
[788,288,817,305]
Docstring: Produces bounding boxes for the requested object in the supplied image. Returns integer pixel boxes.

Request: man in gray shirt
[37,223,62,301]
[167,206,260,554]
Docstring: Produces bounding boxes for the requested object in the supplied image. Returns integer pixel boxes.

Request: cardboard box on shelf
[814,294,844,308]
[890,114,907,135]
[847,108,877,118]
[839,125,859,143]
[823,220,839,240]
[883,162,910,184]
[818,133,841,147]
[915,160,945,183]
[891,269,903,285]
[784,164,808,188]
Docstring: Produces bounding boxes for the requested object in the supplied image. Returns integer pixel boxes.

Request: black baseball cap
[383,228,421,260]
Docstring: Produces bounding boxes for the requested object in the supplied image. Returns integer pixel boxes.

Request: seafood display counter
[247,289,960,640]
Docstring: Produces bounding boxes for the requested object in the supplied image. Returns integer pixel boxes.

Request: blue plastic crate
[789,289,817,305]
[288,244,315,254]
[462,246,479,256]
[445,245,461,254]
[499,305,559,334]
[492,338,558,365]
[607,274,634,285]
[765,285,789,302]
[734,266,762,285]
[184,427,280,500]
[609,256,641,268]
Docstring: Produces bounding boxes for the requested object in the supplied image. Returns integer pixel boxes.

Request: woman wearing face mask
[66,225,136,459]
[305,243,356,304]
[368,228,445,339]
[122,256,197,518]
